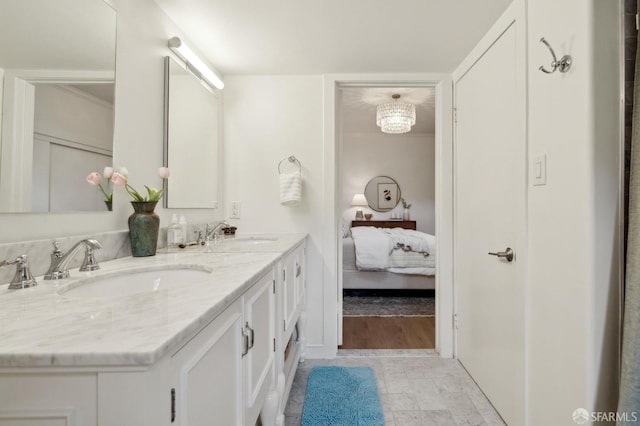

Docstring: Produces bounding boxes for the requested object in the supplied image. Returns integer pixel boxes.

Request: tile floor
[284,351,506,426]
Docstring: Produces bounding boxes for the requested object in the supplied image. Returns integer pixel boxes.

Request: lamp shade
[351,194,368,207]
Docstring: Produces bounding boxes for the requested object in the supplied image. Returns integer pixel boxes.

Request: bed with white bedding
[343,226,436,290]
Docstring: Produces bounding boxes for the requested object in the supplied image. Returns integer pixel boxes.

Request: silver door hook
[539,38,572,74]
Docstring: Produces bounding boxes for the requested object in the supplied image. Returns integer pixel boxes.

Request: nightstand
[351,220,417,230]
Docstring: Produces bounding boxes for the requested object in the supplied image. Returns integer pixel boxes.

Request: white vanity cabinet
[276,242,306,425]
[0,373,99,425]
[0,235,307,426]
[168,269,275,426]
[281,244,305,342]
[168,298,245,426]
[241,270,275,426]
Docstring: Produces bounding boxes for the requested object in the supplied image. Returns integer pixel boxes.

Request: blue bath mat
[301,366,384,426]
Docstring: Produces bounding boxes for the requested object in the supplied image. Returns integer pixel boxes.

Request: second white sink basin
[58,265,212,298]
[222,236,277,245]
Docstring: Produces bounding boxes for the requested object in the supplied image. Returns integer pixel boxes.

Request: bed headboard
[351,220,416,230]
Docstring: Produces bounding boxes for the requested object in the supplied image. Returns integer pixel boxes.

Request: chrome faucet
[0,255,37,289]
[205,220,230,242]
[44,239,102,280]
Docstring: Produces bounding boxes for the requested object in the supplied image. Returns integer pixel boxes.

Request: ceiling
[0,0,116,70]
[153,0,513,75]
[341,87,435,134]
[66,83,115,105]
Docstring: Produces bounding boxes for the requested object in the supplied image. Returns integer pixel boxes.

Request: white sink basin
[222,236,277,245]
[58,265,212,298]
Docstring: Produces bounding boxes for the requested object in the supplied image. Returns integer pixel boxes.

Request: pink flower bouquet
[111,167,170,202]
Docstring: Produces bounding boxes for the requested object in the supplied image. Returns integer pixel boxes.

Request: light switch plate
[533,154,547,186]
[230,201,241,219]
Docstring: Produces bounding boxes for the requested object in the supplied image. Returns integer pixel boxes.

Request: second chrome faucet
[44,239,102,280]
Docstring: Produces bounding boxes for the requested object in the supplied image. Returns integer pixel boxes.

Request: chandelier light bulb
[376,94,416,134]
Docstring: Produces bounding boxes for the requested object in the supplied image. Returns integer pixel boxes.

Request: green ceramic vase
[128,201,159,257]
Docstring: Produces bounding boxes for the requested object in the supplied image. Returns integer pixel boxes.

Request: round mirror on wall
[364,176,402,212]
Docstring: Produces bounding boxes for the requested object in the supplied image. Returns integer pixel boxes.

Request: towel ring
[278,155,302,174]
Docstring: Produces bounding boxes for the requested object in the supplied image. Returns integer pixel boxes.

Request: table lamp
[351,194,368,220]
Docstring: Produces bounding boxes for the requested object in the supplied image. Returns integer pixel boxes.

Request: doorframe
[320,73,454,358]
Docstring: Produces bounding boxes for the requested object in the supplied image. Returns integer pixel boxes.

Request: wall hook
[538,37,572,74]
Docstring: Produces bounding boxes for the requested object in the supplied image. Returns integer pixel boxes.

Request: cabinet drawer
[0,373,97,426]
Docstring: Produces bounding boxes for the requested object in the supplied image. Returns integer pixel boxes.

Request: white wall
[223,75,326,350]
[0,0,223,243]
[224,73,454,358]
[341,132,435,234]
[526,0,621,423]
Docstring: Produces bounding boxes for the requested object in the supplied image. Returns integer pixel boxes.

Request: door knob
[488,247,514,262]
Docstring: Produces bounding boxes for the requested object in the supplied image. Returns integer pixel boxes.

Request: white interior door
[454,10,526,426]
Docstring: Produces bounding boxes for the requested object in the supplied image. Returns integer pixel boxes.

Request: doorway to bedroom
[337,86,437,350]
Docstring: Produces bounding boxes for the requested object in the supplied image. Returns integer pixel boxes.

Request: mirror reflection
[364,175,402,212]
[0,0,116,213]
[163,56,219,209]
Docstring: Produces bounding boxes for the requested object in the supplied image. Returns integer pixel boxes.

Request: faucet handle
[1,255,37,290]
[194,228,204,245]
[51,240,63,258]
[79,246,100,272]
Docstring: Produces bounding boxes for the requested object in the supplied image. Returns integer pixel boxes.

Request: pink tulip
[103,167,114,179]
[111,172,128,186]
[158,167,170,179]
[86,172,101,186]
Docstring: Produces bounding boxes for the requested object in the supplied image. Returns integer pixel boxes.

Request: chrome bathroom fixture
[205,220,230,243]
[538,37,572,74]
[488,247,514,262]
[168,36,224,90]
[44,239,103,280]
[278,155,302,174]
[0,255,37,289]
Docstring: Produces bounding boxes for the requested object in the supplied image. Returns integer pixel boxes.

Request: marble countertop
[0,233,306,368]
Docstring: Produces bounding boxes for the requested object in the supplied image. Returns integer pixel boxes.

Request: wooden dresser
[351,220,416,230]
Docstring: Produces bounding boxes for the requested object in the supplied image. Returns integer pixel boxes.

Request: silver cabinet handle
[488,247,514,262]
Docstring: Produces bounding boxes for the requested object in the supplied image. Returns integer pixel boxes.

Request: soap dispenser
[167,214,182,248]
[179,216,188,244]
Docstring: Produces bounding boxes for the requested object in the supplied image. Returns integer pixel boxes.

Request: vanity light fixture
[351,193,368,220]
[376,94,416,134]
[168,36,224,90]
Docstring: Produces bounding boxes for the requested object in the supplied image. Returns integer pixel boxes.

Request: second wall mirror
[163,56,219,209]
[364,175,402,212]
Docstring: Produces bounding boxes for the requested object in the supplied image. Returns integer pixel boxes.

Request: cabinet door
[282,254,297,339]
[294,246,305,309]
[171,299,244,426]
[243,271,275,426]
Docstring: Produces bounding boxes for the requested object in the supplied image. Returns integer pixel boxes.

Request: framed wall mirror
[163,56,219,209]
[0,0,117,213]
[364,175,402,212]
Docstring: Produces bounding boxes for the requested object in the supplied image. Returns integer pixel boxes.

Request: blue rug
[301,366,384,426]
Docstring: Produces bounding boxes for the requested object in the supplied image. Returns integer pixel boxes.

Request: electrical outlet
[230,201,241,219]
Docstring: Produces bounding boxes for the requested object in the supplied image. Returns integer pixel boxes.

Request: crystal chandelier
[376,94,416,134]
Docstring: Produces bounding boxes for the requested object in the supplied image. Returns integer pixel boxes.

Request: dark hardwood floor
[339,316,436,350]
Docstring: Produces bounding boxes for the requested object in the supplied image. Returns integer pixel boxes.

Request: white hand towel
[280,172,302,206]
